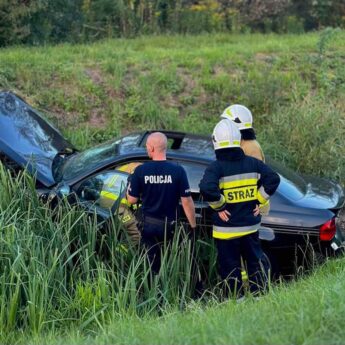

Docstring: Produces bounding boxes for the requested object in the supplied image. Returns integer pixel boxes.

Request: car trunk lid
[267,157,344,212]
[295,175,345,212]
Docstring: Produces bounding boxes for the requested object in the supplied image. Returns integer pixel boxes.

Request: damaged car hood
[0,91,75,187]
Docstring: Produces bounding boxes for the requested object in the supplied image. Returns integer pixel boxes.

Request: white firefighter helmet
[212,119,241,150]
[220,104,253,130]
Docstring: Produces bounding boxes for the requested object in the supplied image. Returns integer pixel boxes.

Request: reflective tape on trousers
[213,223,260,234]
[213,229,258,239]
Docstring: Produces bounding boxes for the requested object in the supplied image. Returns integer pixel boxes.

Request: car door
[73,170,129,224]
[173,160,212,229]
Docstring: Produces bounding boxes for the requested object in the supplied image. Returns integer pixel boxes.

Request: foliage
[0,32,344,182]
[0,0,37,46]
[1,0,345,46]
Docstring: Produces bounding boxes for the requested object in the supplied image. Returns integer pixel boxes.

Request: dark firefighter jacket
[199,147,280,239]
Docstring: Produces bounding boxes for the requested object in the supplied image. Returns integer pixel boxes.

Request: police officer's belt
[144,216,175,227]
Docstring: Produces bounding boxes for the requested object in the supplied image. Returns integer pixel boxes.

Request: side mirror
[44,183,71,209]
[57,183,70,198]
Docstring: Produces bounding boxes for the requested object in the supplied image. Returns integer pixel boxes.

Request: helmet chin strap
[241,128,256,140]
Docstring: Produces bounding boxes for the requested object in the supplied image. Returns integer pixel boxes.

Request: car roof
[61,130,214,184]
[62,130,344,211]
[118,130,216,159]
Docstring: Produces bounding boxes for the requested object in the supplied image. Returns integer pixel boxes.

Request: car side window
[176,161,206,193]
[77,171,128,209]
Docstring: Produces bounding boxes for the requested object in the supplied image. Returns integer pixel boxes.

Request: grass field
[1,30,344,181]
[0,31,345,344]
[43,257,345,345]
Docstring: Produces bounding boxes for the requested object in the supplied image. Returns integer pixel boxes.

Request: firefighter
[199,120,280,299]
[221,104,270,215]
[221,104,264,161]
[84,174,141,246]
[127,132,196,273]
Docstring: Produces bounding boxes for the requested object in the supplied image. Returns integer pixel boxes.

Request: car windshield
[60,140,120,181]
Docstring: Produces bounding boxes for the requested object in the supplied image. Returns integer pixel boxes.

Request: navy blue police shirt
[128,161,191,221]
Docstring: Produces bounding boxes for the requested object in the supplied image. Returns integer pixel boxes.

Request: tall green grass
[0,164,339,344]
[0,165,214,343]
[47,256,345,345]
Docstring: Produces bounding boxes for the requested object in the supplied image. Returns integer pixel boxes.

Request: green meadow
[1,30,345,181]
[0,30,345,344]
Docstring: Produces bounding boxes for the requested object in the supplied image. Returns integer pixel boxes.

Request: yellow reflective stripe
[101,191,129,204]
[258,186,269,199]
[219,178,260,204]
[209,194,226,210]
[225,108,233,117]
[100,190,118,201]
[120,198,130,206]
[219,178,258,189]
[106,175,119,188]
[219,141,230,147]
[117,164,129,172]
[259,199,269,207]
[224,185,258,203]
[257,191,267,205]
[213,229,257,239]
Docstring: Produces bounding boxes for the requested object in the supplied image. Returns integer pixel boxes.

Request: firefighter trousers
[215,231,268,297]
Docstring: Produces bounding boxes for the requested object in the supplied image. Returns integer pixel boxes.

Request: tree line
[0,0,344,46]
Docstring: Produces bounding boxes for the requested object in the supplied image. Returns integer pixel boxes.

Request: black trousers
[141,218,203,298]
[215,231,268,297]
[141,217,175,274]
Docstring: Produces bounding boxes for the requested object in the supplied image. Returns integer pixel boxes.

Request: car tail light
[319,218,336,241]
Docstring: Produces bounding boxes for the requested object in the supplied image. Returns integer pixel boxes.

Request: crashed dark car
[1,91,344,276]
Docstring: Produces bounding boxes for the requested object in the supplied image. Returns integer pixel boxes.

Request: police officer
[199,120,280,298]
[127,132,196,273]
